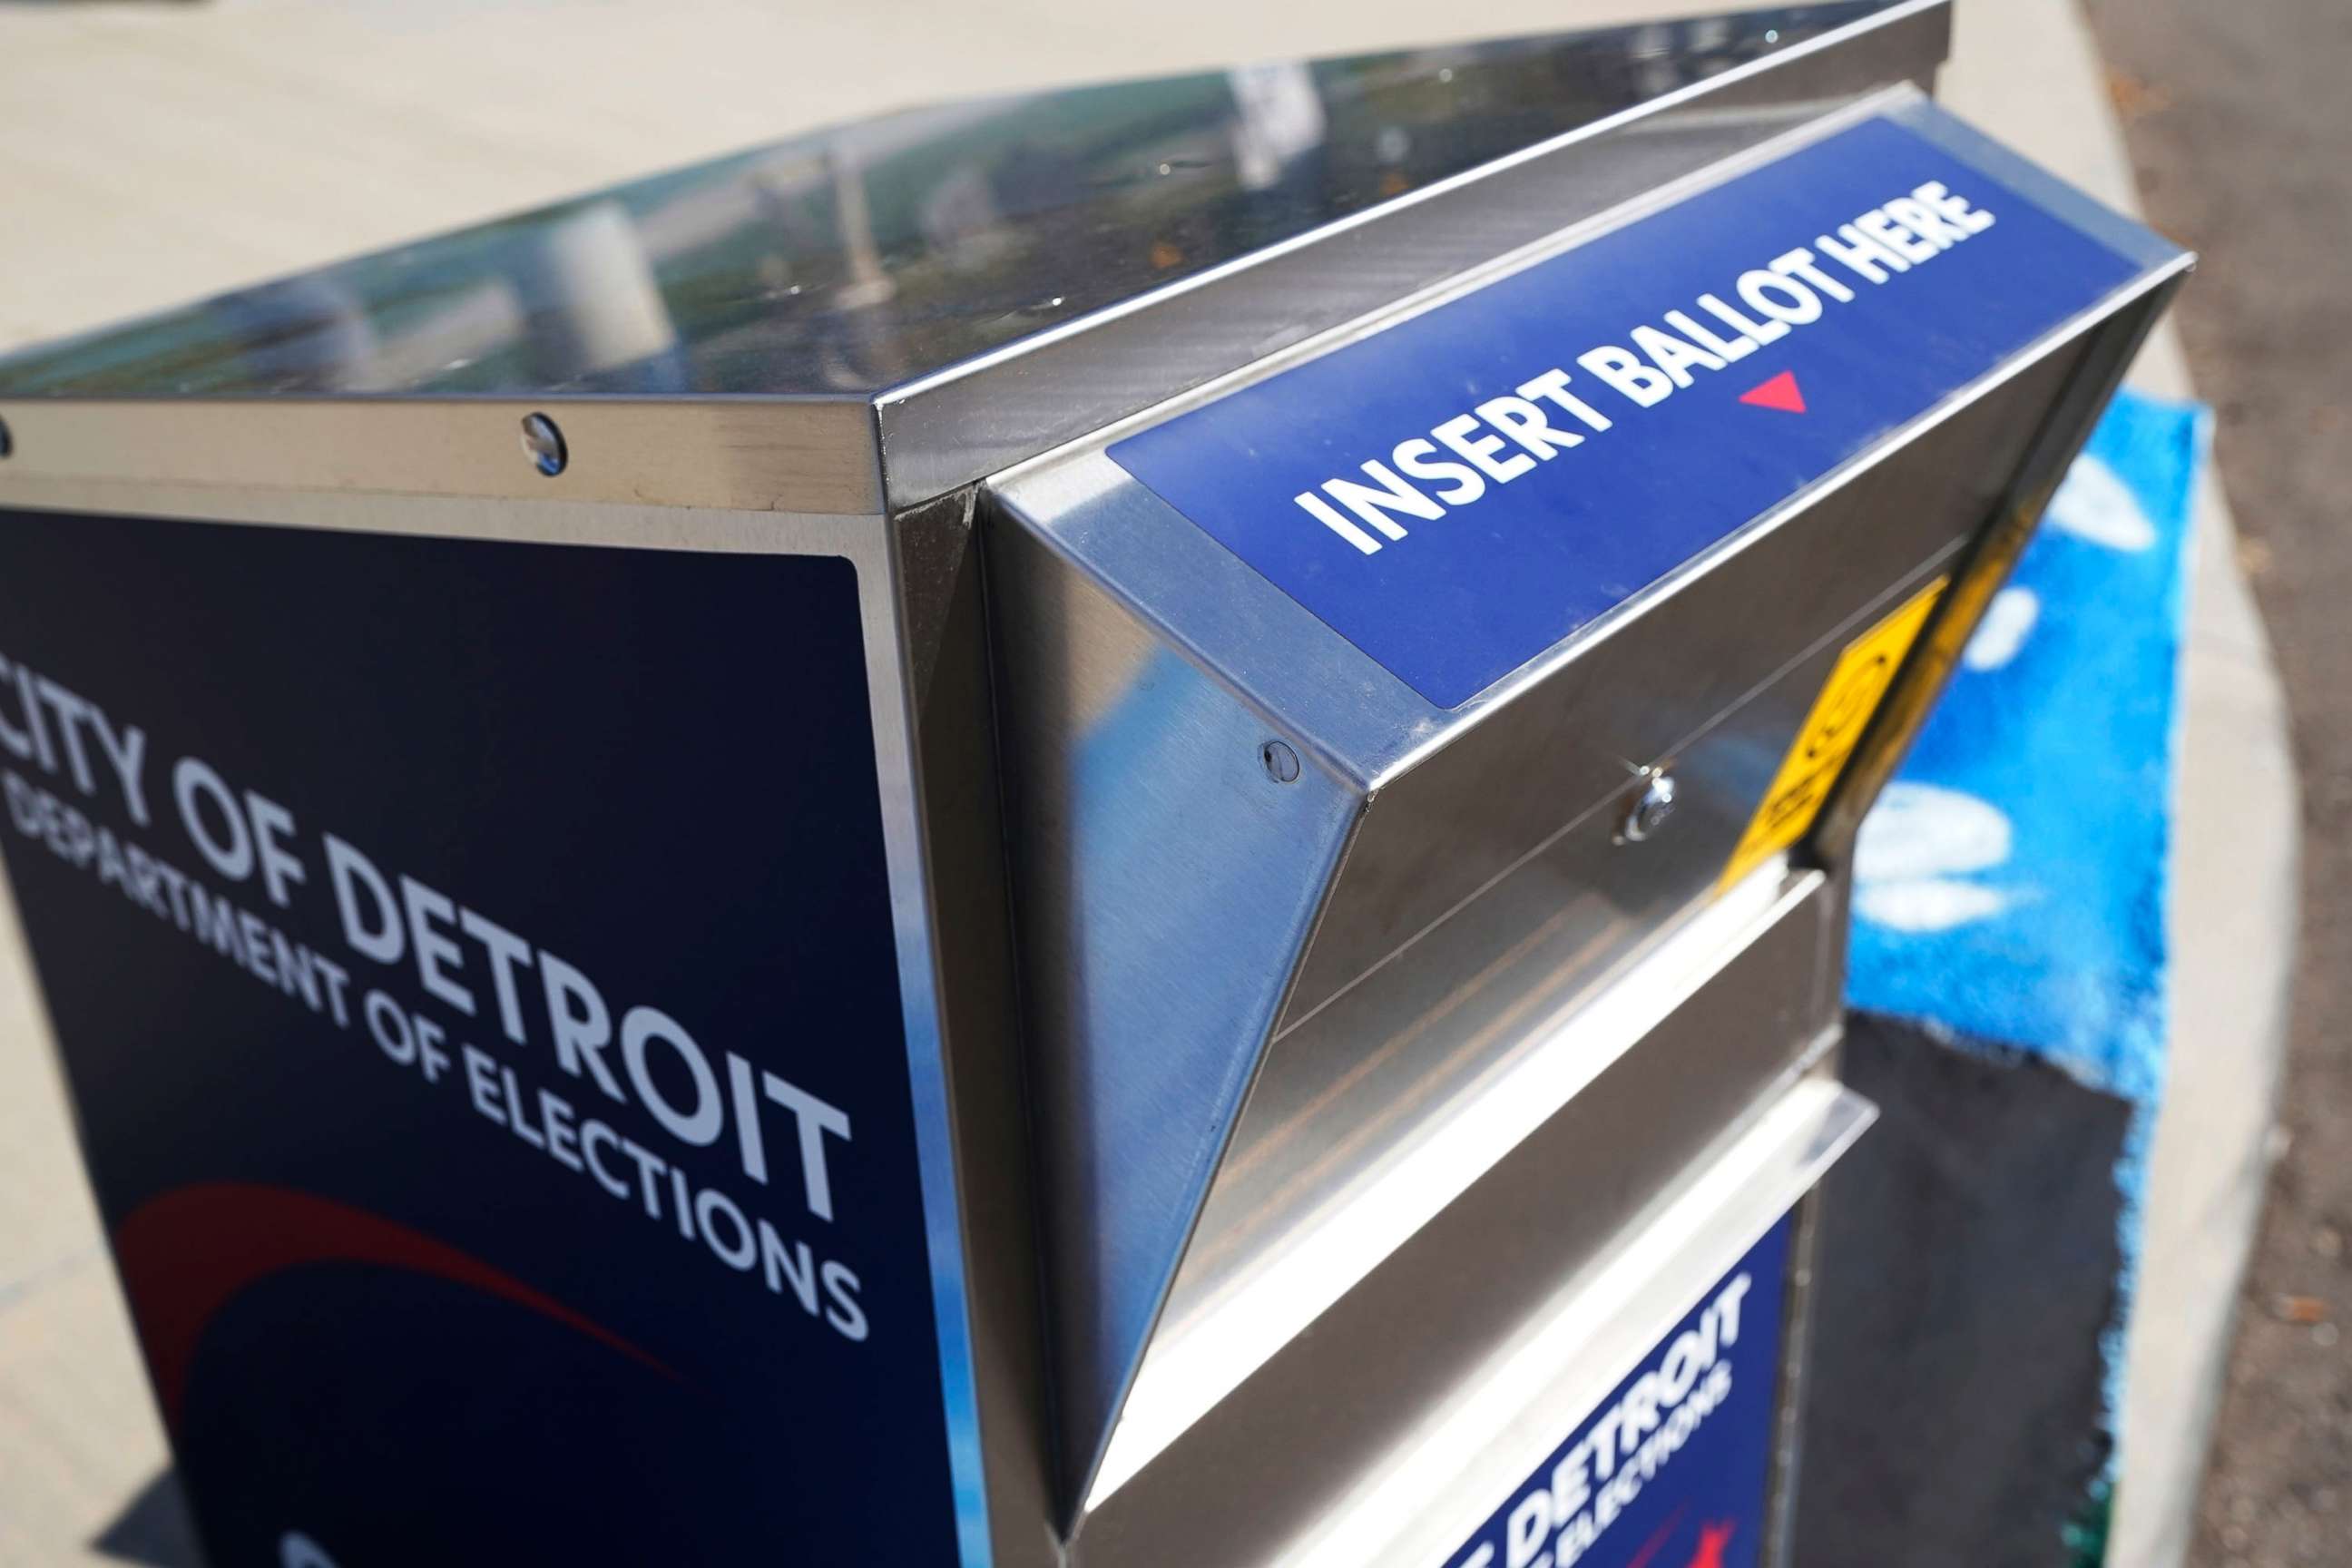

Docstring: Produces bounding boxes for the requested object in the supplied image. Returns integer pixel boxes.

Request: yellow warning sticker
[1720,578,1946,890]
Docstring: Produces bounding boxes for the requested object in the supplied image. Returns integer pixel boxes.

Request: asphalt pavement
[2081,3,2352,1565]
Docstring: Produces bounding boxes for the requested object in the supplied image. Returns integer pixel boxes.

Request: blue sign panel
[1446,1219,1792,1568]
[0,512,957,1564]
[1109,116,2143,708]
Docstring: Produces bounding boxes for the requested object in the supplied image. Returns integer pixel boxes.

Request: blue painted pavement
[1847,387,2208,1106]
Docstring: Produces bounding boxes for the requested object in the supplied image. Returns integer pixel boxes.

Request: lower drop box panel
[1074,869,1873,1568]
[1442,1215,1796,1568]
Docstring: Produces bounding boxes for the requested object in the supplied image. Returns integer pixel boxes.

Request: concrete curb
[1943,5,2300,1565]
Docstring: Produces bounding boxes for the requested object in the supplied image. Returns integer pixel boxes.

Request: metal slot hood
[983,82,2186,1520]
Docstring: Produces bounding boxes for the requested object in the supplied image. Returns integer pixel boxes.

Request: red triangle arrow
[1739,369,1807,413]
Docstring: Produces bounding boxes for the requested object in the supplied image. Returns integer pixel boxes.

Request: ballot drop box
[0,5,2182,1565]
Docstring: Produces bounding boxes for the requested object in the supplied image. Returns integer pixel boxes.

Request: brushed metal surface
[985,512,1364,1514]
[896,487,1060,1568]
[1164,590,1936,1326]
[1100,867,1828,1504]
[1072,880,1861,1564]
[0,396,887,517]
[0,4,1930,405]
[875,2,1954,505]
[0,4,1948,516]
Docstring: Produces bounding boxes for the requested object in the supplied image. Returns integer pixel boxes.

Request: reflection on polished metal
[0,2,1944,513]
[1260,739,1305,785]
[1621,769,1681,844]
[0,5,2187,1567]
[519,411,568,477]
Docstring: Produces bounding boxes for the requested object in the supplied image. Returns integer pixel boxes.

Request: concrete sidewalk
[1940,7,2300,1564]
[0,4,2296,1565]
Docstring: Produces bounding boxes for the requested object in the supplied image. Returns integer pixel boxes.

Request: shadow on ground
[2082,2,2352,1564]
[93,1470,200,1568]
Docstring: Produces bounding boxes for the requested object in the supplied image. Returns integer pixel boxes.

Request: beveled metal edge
[980,500,1374,1524]
[0,396,884,516]
[878,0,1953,506]
[0,480,1012,1568]
[1089,864,1826,1508]
[866,501,1044,1568]
[1760,1163,1828,1568]
[1278,1069,1877,1568]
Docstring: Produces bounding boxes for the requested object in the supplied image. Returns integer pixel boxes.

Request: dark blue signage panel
[1110,116,2143,707]
[1446,1219,1792,1568]
[0,512,957,1565]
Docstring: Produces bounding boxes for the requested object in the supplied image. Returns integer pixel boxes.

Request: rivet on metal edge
[1260,740,1302,784]
[519,411,566,477]
[1619,767,1678,843]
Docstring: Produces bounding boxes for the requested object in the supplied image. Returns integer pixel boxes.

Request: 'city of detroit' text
[1293,180,1998,556]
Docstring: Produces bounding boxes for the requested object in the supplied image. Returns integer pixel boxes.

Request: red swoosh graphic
[1625,1506,1687,1568]
[113,1182,674,1430]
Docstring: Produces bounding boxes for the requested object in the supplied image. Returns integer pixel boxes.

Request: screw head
[1620,769,1678,843]
[1260,740,1302,784]
[519,412,567,477]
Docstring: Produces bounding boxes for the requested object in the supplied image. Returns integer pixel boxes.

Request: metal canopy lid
[981,83,2190,1528]
[0,1,1950,513]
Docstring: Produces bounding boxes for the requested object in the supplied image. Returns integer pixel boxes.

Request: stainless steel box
[0,5,2182,1566]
